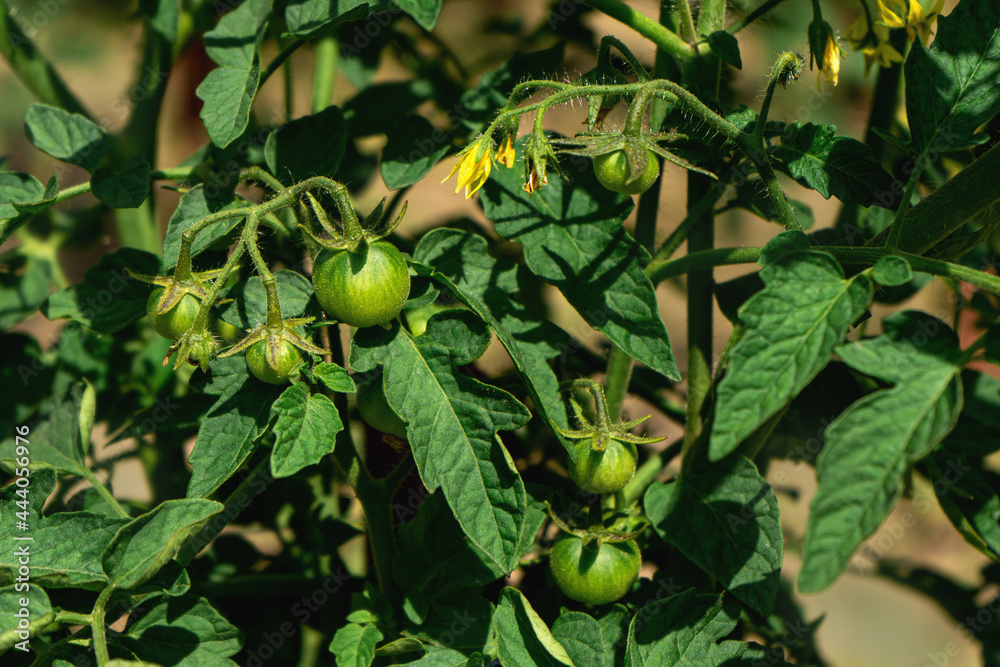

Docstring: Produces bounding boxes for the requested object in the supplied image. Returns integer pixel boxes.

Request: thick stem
[80,468,130,519]
[311,36,338,114]
[582,0,696,60]
[676,0,698,44]
[681,173,716,462]
[259,39,306,90]
[91,586,114,666]
[603,346,635,422]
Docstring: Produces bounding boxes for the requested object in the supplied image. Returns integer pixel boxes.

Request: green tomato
[569,437,638,495]
[245,339,302,384]
[356,377,407,438]
[550,535,641,606]
[147,287,202,340]
[313,241,411,329]
[592,149,659,195]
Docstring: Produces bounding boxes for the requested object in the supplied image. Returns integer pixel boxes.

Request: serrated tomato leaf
[270,383,344,478]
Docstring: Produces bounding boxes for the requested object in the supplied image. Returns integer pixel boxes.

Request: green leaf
[41,248,159,334]
[412,229,569,432]
[140,0,179,43]
[330,623,383,667]
[397,646,470,666]
[773,122,896,208]
[798,312,964,593]
[392,0,441,30]
[0,249,53,330]
[0,172,45,220]
[342,79,436,136]
[24,103,109,173]
[265,106,348,184]
[625,590,776,666]
[196,0,272,148]
[103,499,222,589]
[114,594,242,666]
[481,140,679,381]
[91,154,150,209]
[0,584,52,651]
[187,357,282,498]
[285,0,393,38]
[162,185,249,271]
[381,115,451,190]
[551,610,608,667]
[270,383,344,478]
[905,1,1000,155]
[493,588,575,667]
[644,455,783,616]
[313,362,357,393]
[0,381,92,477]
[706,30,741,69]
[943,371,1000,458]
[0,508,129,590]
[220,270,313,330]
[710,251,872,460]
[871,255,913,287]
[927,451,1000,562]
[351,313,530,573]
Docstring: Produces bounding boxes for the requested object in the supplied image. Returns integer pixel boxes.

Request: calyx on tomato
[555,379,663,495]
[245,336,303,384]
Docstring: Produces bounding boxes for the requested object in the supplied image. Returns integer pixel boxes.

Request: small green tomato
[592,149,659,195]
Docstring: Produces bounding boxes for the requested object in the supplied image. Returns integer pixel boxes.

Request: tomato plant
[549,535,642,606]
[3,1,1000,666]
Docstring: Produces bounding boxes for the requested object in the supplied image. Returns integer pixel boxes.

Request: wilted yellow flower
[808,19,841,88]
[877,0,945,42]
[442,142,492,199]
[496,135,516,169]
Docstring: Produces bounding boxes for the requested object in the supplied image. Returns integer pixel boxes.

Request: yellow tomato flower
[846,12,905,76]
[877,0,945,42]
[442,142,493,199]
[819,32,842,88]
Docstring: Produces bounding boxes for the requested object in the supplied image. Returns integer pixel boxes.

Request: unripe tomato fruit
[569,437,638,494]
[214,317,243,346]
[550,535,641,605]
[592,149,659,195]
[245,339,302,384]
[147,287,202,340]
[356,378,407,438]
[313,241,410,328]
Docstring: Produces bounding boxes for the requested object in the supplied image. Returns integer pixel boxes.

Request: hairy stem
[582,0,696,60]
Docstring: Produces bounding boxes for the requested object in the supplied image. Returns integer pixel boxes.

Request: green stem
[55,610,93,626]
[603,346,635,422]
[885,164,925,249]
[80,468,130,519]
[283,57,295,121]
[652,162,735,263]
[622,439,682,504]
[681,172,716,463]
[582,0,696,60]
[312,36,338,114]
[755,52,802,146]
[113,201,160,255]
[698,0,727,33]
[91,586,113,666]
[676,0,698,44]
[728,0,794,34]
[260,39,306,90]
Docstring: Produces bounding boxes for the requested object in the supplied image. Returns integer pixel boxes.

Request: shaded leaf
[24,104,108,173]
[265,106,348,184]
[91,155,150,208]
[493,588,574,667]
[381,115,450,189]
[115,594,242,666]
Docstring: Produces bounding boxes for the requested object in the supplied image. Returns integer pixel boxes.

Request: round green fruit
[245,339,302,384]
[550,535,641,606]
[147,287,202,340]
[356,377,407,438]
[569,437,638,495]
[592,149,659,195]
[313,241,411,329]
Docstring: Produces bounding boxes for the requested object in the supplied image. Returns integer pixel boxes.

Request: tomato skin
[245,339,302,384]
[550,535,641,605]
[313,241,411,328]
[592,150,659,195]
[147,287,202,340]
[214,317,243,346]
[356,378,407,438]
[569,437,638,495]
